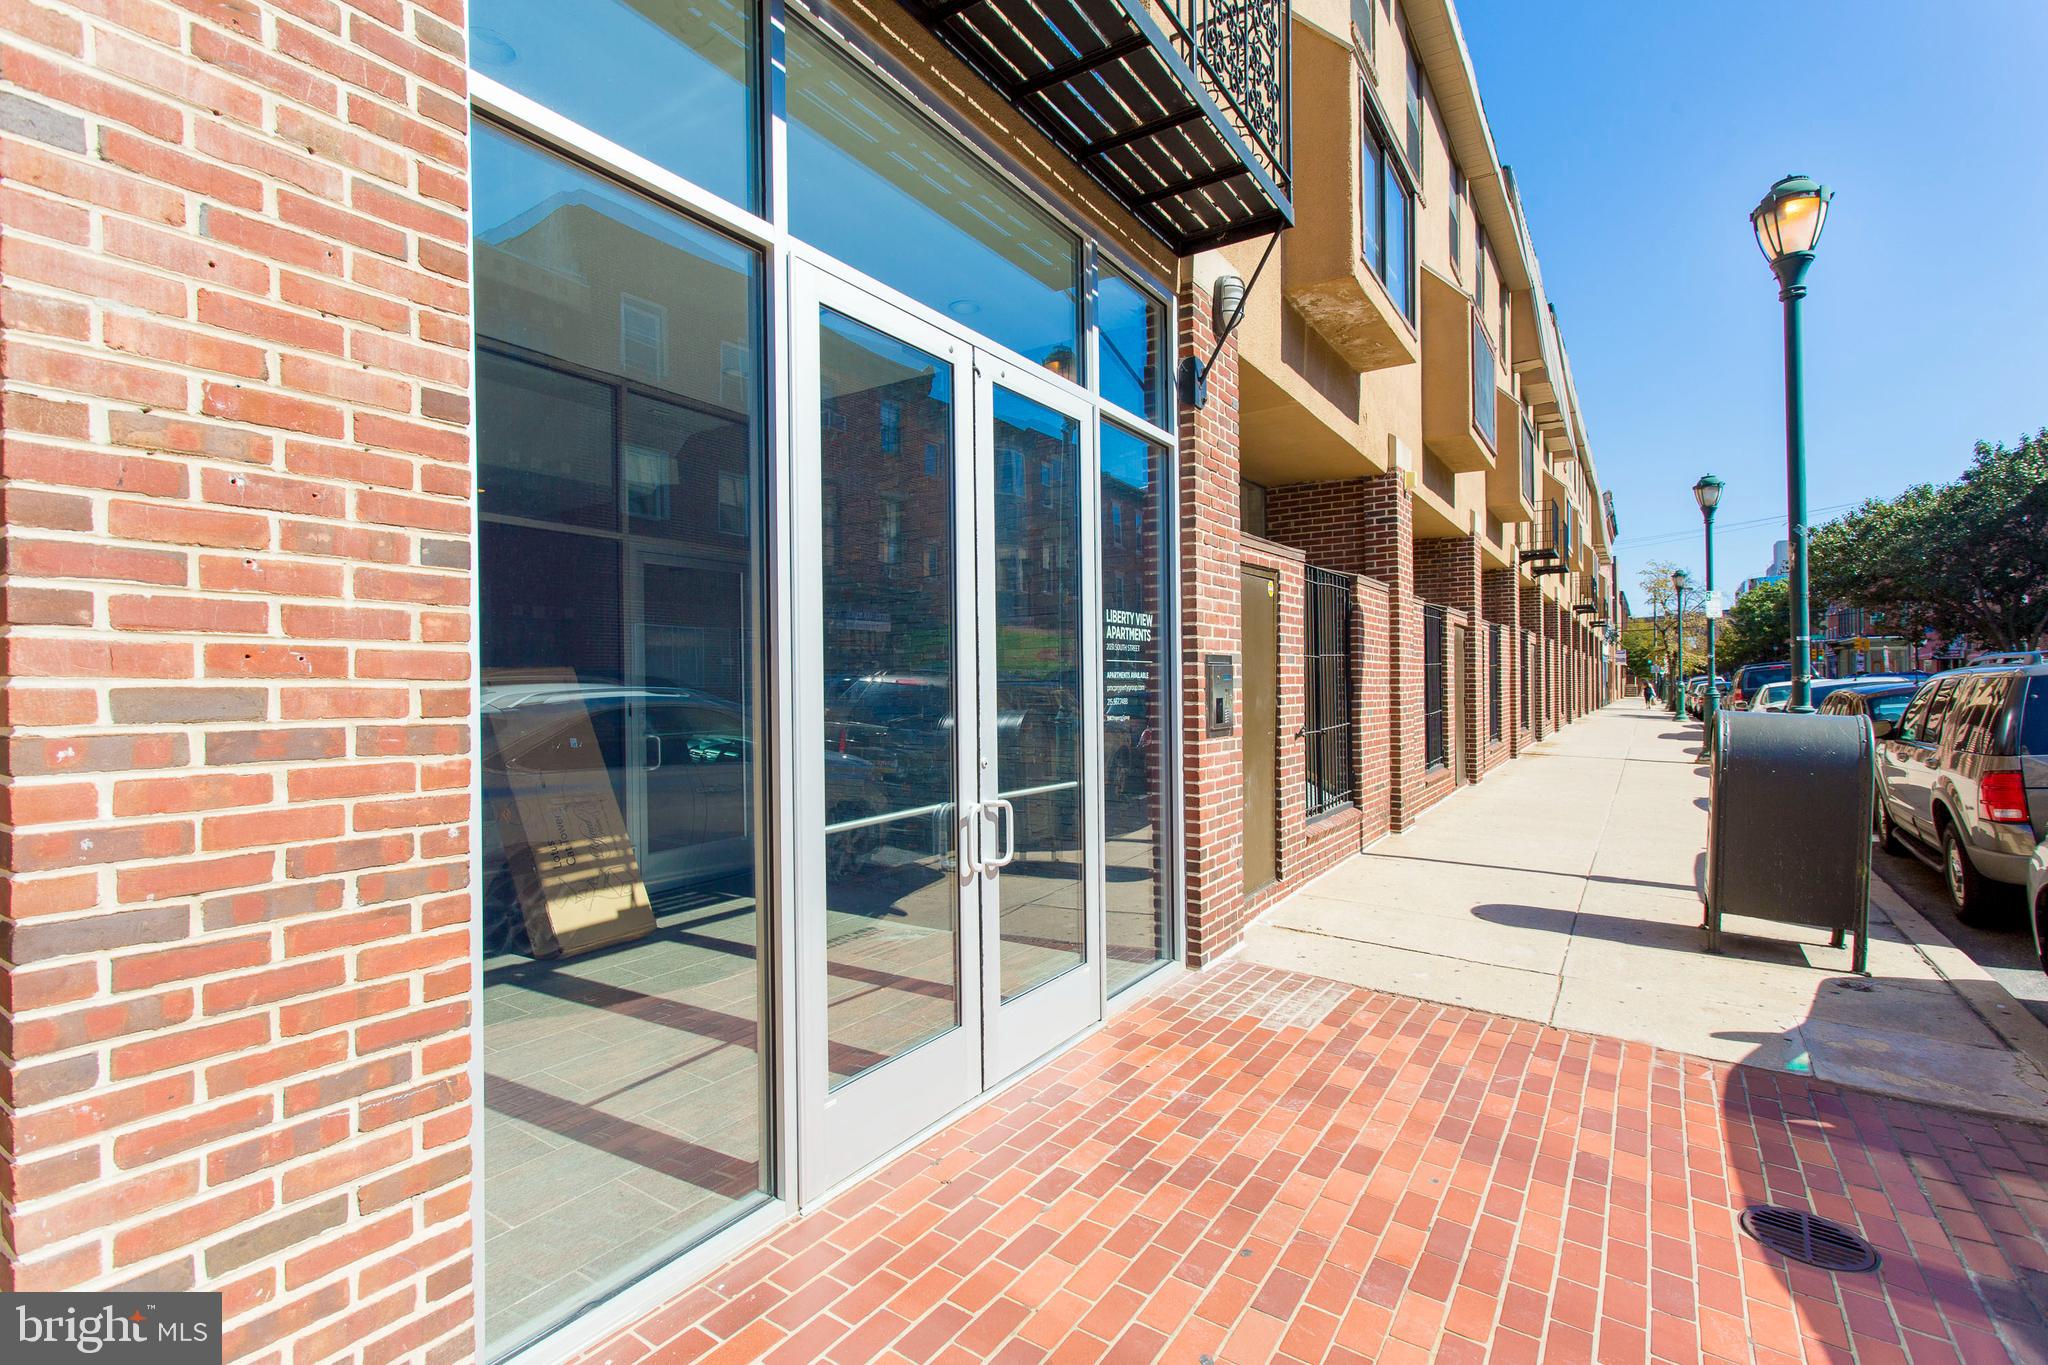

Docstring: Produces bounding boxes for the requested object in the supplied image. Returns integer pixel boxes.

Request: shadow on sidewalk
[1470,901,1816,969]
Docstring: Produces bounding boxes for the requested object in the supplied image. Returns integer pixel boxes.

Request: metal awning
[902,0,1292,254]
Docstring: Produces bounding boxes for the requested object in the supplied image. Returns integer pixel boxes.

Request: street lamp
[1693,474,1724,722]
[1671,567,1689,716]
[1752,173,1833,712]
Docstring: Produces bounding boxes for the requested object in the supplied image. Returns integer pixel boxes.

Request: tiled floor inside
[581,962,2048,1363]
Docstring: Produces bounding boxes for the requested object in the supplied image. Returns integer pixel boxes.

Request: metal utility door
[1241,567,1279,892]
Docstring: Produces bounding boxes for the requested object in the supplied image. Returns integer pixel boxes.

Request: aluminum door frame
[789,259,987,1200]
[972,355,1105,1086]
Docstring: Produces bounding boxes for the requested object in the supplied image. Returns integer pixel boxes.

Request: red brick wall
[1178,281,1245,965]
[1,2,477,1359]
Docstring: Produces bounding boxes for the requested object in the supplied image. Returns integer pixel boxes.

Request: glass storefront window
[1100,423,1171,993]
[471,0,758,211]
[787,21,1082,376]
[1097,268,1163,424]
[473,125,767,1357]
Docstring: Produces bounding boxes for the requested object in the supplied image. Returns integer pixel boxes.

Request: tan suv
[1875,664,2048,921]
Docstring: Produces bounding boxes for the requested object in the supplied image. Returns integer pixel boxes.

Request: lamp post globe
[1693,476,1723,722]
[1752,174,1832,713]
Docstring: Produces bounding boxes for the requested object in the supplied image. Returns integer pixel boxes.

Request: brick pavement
[584,963,2048,1364]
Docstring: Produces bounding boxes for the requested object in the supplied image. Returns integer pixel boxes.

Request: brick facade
[1,2,475,1359]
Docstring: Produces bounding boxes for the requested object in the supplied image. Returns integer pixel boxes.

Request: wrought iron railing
[1303,566,1355,817]
[1158,0,1291,191]
[1422,604,1446,770]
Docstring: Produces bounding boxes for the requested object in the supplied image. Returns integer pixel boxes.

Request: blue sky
[1456,0,2048,599]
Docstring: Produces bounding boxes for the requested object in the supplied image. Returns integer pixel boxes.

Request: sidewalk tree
[1810,430,2048,649]
[1714,578,1790,673]
[1624,558,1709,681]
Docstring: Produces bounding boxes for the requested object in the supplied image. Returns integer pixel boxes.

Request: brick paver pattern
[584,964,2048,1364]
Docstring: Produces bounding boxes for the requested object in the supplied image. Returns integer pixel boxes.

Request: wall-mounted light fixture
[1178,234,1279,408]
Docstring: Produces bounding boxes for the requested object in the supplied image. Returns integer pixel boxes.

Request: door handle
[957,802,981,879]
[984,798,1017,871]
[645,734,663,770]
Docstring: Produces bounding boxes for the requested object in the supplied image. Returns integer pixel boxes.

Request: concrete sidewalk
[1241,700,2048,1123]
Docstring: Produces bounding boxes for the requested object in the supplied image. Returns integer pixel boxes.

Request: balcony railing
[1520,498,1567,573]
[1159,0,1289,192]
[903,0,1292,254]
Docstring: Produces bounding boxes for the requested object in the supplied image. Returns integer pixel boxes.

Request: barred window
[1423,604,1446,770]
[1489,623,1504,742]
[1305,567,1356,817]
[1521,630,1532,728]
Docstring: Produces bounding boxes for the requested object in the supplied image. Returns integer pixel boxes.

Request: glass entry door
[791,262,1101,1199]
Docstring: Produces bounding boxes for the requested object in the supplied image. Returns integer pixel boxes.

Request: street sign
[1703,592,1725,620]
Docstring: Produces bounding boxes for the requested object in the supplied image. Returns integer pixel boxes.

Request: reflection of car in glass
[1818,682,1919,733]
[1104,689,1155,798]
[481,681,879,953]
[829,673,954,801]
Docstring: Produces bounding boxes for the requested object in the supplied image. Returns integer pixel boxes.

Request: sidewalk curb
[1871,870,2048,1088]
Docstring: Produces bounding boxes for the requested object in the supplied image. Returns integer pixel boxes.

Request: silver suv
[1875,664,2048,921]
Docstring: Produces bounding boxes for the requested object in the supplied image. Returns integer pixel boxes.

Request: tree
[1809,431,2048,649]
[1714,578,1789,673]
[1620,558,1709,681]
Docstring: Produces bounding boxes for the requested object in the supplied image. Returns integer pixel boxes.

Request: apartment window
[1472,312,1497,450]
[1360,114,1416,321]
[717,470,747,534]
[923,441,939,476]
[1449,166,1465,277]
[620,294,667,378]
[879,496,902,565]
[1489,623,1504,741]
[1305,567,1357,817]
[1521,416,1538,506]
[719,340,751,409]
[1423,605,1447,769]
[879,399,901,454]
[1350,0,1375,57]
[1404,38,1425,176]
[1473,227,1488,317]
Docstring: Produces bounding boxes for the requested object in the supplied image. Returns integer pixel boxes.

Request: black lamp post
[1751,174,1833,712]
[1693,475,1723,721]
[1671,567,1689,716]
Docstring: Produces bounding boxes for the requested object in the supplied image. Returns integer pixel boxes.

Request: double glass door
[791,262,1102,1197]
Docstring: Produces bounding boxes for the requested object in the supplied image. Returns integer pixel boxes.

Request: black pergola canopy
[902,0,1293,255]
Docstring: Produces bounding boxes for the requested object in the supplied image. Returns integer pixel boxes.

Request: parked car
[2028,839,2048,975]
[1874,664,2048,922]
[1808,674,1924,709]
[1748,681,1793,712]
[1730,661,1790,709]
[1818,681,1920,732]
[1684,676,1729,718]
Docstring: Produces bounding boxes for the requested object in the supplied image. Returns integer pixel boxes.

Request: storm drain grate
[1740,1204,1881,1272]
